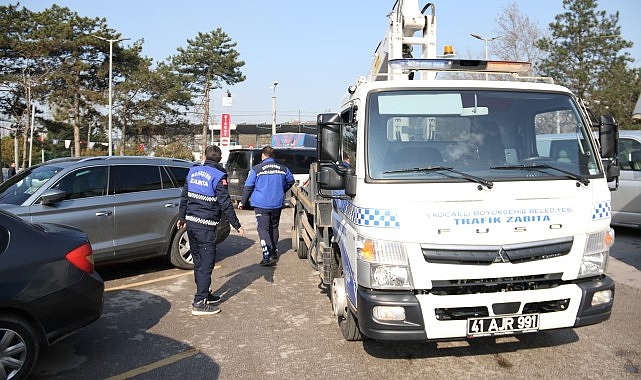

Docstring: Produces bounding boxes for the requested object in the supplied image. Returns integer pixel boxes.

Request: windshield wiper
[491,163,590,186]
[383,166,493,189]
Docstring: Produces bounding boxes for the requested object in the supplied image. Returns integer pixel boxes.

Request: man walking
[178,145,244,315]
[7,162,16,178]
[239,146,295,266]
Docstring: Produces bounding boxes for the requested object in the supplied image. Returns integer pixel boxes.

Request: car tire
[170,227,193,270]
[0,315,40,380]
[169,216,232,270]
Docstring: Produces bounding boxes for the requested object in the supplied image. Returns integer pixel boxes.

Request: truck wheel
[295,212,308,259]
[170,228,194,270]
[332,264,363,341]
[297,238,308,259]
[292,208,299,252]
[340,307,363,341]
[0,315,40,380]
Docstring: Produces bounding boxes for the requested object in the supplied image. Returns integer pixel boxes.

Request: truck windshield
[366,90,601,182]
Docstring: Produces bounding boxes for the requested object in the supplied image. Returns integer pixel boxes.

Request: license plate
[467,313,539,337]
[229,178,239,183]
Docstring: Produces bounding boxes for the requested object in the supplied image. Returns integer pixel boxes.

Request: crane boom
[368,0,437,81]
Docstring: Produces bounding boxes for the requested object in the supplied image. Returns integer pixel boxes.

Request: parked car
[536,131,641,229]
[225,147,316,205]
[0,209,104,380]
[612,130,641,228]
[0,156,230,270]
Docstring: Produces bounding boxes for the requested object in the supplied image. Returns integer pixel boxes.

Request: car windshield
[0,165,64,205]
[366,90,601,183]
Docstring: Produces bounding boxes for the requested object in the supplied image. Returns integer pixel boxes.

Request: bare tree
[492,3,545,72]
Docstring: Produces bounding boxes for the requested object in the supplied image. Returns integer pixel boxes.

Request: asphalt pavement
[29,208,641,379]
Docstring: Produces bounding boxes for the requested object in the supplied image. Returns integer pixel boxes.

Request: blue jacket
[241,157,295,209]
[179,160,241,230]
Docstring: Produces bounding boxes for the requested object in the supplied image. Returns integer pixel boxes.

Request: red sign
[221,113,231,139]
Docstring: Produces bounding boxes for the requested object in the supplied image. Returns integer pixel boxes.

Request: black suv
[225,147,316,205]
[0,156,230,269]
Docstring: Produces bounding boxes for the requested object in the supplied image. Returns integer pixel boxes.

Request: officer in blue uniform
[178,145,244,315]
[239,146,295,266]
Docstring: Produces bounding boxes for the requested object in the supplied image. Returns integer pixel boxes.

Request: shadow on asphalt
[611,226,641,271]
[362,328,579,359]
[96,234,256,281]
[32,290,220,379]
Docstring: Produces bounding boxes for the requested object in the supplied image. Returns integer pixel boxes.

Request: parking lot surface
[31,209,641,379]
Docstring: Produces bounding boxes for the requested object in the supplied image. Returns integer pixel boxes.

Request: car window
[275,150,316,174]
[160,166,174,188]
[111,165,163,194]
[52,166,109,199]
[0,165,64,205]
[166,166,190,188]
[227,151,252,170]
[618,138,641,171]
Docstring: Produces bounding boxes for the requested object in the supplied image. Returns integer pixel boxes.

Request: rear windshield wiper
[491,163,590,186]
[383,166,493,189]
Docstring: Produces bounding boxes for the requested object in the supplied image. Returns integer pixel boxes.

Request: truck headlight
[356,237,413,289]
[579,229,614,278]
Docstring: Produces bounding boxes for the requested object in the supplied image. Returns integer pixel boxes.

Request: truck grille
[422,237,573,265]
[429,273,564,295]
[435,298,570,321]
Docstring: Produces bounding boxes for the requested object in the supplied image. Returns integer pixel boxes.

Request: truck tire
[295,209,308,259]
[340,307,363,341]
[297,237,308,259]
[332,261,363,341]
[292,209,299,252]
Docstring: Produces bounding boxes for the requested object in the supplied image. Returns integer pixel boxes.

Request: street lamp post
[470,33,499,80]
[271,81,278,137]
[95,36,130,156]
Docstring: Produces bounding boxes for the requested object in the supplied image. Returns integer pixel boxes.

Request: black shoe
[270,253,279,263]
[259,257,277,266]
[192,300,221,315]
[206,292,221,304]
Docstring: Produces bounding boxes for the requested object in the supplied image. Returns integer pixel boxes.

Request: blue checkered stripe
[592,200,611,220]
[340,201,400,228]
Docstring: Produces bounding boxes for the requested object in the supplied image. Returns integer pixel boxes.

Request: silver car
[613,130,641,229]
[0,156,230,269]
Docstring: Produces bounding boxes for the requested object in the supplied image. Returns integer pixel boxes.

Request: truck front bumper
[356,288,427,341]
[573,275,615,327]
[355,275,614,341]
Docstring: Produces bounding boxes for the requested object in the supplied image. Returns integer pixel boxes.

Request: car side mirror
[38,189,67,205]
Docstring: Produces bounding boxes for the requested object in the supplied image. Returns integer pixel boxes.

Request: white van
[613,130,641,228]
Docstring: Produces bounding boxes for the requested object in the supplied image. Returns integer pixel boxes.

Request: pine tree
[170,29,246,152]
[536,0,636,125]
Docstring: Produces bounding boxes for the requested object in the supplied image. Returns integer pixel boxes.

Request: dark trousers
[254,207,282,258]
[187,227,217,304]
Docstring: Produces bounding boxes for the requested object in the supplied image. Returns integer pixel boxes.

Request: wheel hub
[331,277,347,318]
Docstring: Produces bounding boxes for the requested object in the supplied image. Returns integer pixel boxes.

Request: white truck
[291,0,620,341]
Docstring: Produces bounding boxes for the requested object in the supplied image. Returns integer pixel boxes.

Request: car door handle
[95,211,113,216]
[164,203,178,208]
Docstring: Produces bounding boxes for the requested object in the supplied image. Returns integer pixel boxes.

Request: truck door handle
[95,211,113,216]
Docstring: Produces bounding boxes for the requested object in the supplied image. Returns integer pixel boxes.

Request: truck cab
[293,0,619,342]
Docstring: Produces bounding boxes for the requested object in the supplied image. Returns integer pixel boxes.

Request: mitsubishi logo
[495,248,509,263]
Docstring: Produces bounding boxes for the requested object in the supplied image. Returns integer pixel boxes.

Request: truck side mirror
[599,114,620,188]
[599,115,618,160]
[317,113,341,162]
